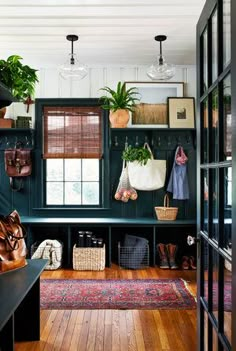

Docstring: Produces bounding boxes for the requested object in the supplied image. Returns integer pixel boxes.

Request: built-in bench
[21,217,196,268]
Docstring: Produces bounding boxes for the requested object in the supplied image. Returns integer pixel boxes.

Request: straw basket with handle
[155,194,178,221]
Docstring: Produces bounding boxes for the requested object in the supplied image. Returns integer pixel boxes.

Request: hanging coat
[167,146,189,200]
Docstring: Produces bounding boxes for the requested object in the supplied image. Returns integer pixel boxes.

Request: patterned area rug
[205,281,232,312]
[40,278,196,310]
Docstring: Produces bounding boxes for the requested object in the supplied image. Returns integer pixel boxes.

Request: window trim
[34,98,110,211]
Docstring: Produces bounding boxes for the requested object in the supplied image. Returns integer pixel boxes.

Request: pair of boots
[157,243,178,269]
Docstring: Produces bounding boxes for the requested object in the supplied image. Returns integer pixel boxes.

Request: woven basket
[155,194,178,221]
[73,244,106,271]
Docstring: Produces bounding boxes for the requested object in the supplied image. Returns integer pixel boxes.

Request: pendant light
[147,35,175,80]
[59,34,88,80]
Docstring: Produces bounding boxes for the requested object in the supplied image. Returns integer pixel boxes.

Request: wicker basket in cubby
[72,244,106,271]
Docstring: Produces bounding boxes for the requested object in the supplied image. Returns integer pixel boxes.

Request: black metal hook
[114,136,119,147]
[177,136,181,145]
[186,135,191,144]
[125,136,128,148]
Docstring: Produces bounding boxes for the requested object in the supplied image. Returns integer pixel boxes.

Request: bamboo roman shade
[43,106,103,159]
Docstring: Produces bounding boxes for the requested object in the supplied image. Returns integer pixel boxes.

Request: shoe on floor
[181,256,189,270]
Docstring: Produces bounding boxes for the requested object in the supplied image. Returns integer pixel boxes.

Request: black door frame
[196,0,234,349]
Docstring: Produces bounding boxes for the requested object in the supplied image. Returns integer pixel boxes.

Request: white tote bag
[128,143,166,191]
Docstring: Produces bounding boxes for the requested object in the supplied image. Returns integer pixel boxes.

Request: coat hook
[14,136,18,147]
[25,136,31,147]
[114,136,119,147]
[135,136,139,146]
[177,136,181,145]
[186,135,191,144]
[167,136,171,146]
[157,136,161,146]
[125,136,128,148]
[5,136,10,148]
[145,136,148,143]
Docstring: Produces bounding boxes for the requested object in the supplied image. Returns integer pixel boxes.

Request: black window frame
[33,98,110,212]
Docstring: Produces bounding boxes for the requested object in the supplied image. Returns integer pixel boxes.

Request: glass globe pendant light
[59,34,88,80]
[147,35,175,80]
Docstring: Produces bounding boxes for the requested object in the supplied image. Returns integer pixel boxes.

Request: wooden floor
[15,265,197,351]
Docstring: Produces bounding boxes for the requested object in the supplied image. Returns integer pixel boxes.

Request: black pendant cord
[154,35,167,66]
[71,40,75,65]
[66,34,79,65]
[159,41,163,65]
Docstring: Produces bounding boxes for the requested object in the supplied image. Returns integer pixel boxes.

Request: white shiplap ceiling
[0,0,206,68]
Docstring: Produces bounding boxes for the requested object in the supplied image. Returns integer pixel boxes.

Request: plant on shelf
[0,55,38,113]
[99,81,140,128]
[122,145,152,165]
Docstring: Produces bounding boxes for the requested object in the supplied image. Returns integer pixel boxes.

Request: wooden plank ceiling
[0,0,206,67]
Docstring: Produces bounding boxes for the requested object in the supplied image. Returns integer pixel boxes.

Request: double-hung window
[35,99,109,209]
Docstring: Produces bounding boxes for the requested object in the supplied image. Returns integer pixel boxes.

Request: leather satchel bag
[0,210,27,273]
[4,148,32,191]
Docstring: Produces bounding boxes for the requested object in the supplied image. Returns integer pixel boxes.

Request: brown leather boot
[166,243,178,269]
[157,243,169,269]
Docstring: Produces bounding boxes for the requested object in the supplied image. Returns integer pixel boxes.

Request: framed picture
[125,82,184,128]
[168,97,195,128]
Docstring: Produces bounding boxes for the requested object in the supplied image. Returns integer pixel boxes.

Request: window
[46,159,100,205]
[35,99,109,209]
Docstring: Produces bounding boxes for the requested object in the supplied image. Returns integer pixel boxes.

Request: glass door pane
[223,167,232,251]
[203,29,208,92]
[202,169,209,234]
[223,0,231,67]
[212,250,219,322]
[202,99,209,164]
[211,169,219,242]
[223,75,231,160]
[224,268,232,345]
[212,9,218,82]
[211,89,219,163]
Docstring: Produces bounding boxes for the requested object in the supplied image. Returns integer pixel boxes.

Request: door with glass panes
[197,0,234,350]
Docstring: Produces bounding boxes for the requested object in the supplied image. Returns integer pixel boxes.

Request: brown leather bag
[0,210,28,273]
[4,148,32,191]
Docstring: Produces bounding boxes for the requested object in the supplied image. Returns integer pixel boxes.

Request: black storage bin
[118,234,149,269]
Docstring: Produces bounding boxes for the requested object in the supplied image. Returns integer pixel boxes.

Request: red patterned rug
[40,278,196,310]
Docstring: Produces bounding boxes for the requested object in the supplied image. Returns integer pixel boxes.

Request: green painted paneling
[0,102,196,221]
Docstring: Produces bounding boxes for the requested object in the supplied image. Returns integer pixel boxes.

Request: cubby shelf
[22,217,196,269]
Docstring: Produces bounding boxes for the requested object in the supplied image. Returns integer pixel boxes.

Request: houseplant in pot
[0,55,38,116]
[100,81,140,128]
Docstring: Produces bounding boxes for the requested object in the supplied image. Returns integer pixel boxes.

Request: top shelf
[0,128,34,132]
[110,127,196,131]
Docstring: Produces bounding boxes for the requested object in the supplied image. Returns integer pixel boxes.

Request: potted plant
[0,55,38,115]
[100,81,140,128]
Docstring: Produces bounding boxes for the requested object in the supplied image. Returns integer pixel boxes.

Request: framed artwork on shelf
[125,82,184,128]
[168,97,195,128]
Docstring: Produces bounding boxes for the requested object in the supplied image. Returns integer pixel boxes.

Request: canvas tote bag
[128,143,166,191]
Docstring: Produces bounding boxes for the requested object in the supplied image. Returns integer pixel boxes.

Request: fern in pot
[100,81,140,128]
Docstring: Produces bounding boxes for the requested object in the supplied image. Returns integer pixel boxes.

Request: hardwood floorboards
[15,265,197,351]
